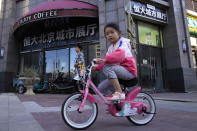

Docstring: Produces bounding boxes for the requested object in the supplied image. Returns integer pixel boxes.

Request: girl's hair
[76,44,82,50]
[104,23,121,33]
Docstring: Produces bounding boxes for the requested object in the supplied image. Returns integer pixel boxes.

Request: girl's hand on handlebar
[102,59,107,63]
[92,66,97,71]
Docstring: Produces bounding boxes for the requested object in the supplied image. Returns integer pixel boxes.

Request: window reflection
[138,21,160,46]
[70,48,77,78]
[23,52,43,75]
[45,50,56,74]
[45,48,69,80]
[57,49,69,75]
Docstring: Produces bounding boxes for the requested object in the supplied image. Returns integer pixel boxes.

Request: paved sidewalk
[0,93,44,131]
[152,92,197,103]
[16,92,197,131]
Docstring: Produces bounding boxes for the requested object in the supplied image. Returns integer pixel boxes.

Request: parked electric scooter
[51,68,74,92]
[13,75,27,94]
[33,76,50,93]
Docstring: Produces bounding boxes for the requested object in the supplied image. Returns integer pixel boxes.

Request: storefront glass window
[190,36,197,68]
[192,51,197,68]
[23,52,43,75]
[187,15,197,36]
[57,49,69,76]
[45,49,69,80]
[190,36,197,46]
[20,44,99,81]
[138,21,161,47]
[96,45,101,58]
[70,48,77,78]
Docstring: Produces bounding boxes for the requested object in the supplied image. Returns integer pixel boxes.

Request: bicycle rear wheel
[61,93,98,130]
[127,92,156,125]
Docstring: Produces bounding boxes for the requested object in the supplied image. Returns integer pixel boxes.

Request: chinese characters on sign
[126,0,167,23]
[23,24,97,47]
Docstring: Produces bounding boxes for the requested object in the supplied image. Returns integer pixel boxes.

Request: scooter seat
[118,78,138,87]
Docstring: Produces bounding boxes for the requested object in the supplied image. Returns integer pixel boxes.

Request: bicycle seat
[118,78,138,87]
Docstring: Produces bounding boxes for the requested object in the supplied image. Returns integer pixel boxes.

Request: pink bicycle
[61,59,156,130]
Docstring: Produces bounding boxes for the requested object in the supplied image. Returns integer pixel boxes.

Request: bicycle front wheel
[61,93,98,130]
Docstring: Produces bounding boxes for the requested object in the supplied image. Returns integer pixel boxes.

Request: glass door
[138,45,163,90]
[137,21,164,91]
[45,48,69,80]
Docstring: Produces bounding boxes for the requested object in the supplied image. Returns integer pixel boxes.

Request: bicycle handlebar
[86,58,97,76]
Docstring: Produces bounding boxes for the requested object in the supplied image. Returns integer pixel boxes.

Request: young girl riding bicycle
[95,23,137,101]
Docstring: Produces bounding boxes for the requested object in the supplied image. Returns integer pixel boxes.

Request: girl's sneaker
[107,92,125,101]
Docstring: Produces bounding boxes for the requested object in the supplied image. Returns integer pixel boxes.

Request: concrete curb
[153,97,197,103]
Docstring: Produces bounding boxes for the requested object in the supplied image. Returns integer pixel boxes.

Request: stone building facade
[185,0,197,79]
[0,0,196,92]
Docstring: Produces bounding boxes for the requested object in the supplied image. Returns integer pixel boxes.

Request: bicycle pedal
[113,100,120,104]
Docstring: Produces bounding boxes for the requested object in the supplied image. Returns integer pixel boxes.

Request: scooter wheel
[18,85,26,94]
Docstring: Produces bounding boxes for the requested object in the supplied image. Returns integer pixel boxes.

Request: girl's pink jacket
[95,37,137,78]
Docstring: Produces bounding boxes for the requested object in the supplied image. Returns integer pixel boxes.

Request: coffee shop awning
[13,0,98,31]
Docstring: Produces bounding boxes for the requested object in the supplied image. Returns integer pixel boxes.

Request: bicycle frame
[79,75,143,111]
[78,74,111,112]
